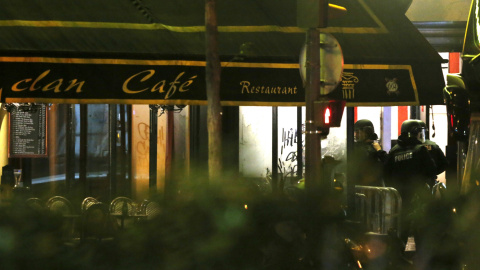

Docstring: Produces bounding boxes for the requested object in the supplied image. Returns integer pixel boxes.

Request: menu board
[8,104,48,158]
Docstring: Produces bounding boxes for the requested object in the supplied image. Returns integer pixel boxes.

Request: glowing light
[357,260,363,269]
[325,107,331,124]
[244,204,248,210]
[453,208,457,213]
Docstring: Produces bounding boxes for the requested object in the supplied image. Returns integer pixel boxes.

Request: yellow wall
[0,107,8,177]
[131,105,167,200]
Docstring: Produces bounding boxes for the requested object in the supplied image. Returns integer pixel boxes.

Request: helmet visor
[417,128,426,143]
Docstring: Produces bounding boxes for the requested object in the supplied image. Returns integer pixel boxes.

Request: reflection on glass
[13,169,22,188]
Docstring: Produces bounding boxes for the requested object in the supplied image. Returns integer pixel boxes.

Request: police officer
[384,120,437,246]
[351,119,387,186]
[414,119,448,177]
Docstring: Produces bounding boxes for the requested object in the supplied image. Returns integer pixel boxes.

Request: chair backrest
[46,196,73,216]
[81,202,116,241]
[110,197,136,215]
[25,197,45,211]
[81,197,99,213]
[140,199,162,220]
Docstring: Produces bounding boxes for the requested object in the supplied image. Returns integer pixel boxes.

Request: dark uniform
[414,120,448,176]
[352,141,386,186]
[385,138,437,204]
[423,139,448,175]
[384,120,437,245]
[351,119,387,187]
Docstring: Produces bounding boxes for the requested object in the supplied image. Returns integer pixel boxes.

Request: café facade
[0,0,448,205]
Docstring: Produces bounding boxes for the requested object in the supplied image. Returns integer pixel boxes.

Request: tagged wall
[131,105,167,200]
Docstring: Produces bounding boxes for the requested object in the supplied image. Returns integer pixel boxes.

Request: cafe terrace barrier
[355,186,402,236]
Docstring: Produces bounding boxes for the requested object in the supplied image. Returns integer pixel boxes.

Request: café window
[239,106,347,190]
[27,104,130,197]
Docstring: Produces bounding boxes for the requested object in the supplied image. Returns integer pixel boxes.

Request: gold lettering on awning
[341,72,359,100]
[11,70,85,93]
[240,81,298,95]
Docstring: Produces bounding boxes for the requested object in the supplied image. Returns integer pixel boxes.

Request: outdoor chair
[25,197,45,211]
[80,202,117,242]
[109,196,137,215]
[139,199,162,221]
[109,197,137,229]
[46,196,74,216]
[81,197,99,213]
[45,196,80,242]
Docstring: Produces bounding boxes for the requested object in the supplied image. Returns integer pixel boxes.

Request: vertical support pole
[149,105,158,193]
[109,104,117,200]
[165,110,174,203]
[205,0,222,182]
[48,105,58,183]
[119,105,126,195]
[126,105,133,198]
[410,106,420,119]
[80,104,88,197]
[304,3,328,266]
[297,106,303,179]
[425,105,430,139]
[272,107,279,194]
[346,107,355,219]
[304,27,322,191]
[65,104,76,195]
[382,107,392,152]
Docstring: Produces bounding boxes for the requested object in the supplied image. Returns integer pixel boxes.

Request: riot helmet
[401,120,425,142]
[413,119,429,136]
[354,119,377,142]
[414,119,427,130]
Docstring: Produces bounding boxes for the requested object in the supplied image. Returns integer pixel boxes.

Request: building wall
[131,105,167,200]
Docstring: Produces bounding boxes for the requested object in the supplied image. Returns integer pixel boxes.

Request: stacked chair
[35,195,163,245]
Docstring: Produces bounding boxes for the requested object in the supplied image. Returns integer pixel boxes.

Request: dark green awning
[0,0,445,106]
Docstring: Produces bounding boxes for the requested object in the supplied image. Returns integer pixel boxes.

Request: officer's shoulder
[414,143,430,151]
[424,140,439,146]
[423,140,441,149]
[389,144,401,152]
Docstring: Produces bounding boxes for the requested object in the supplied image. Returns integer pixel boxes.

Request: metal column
[149,105,159,192]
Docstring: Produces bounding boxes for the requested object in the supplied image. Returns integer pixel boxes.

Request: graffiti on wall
[278,126,304,181]
[134,122,165,169]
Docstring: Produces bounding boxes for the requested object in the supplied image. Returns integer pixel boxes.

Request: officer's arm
[374,149,388,163]
[432,145,448,174]
[420,146,437,187]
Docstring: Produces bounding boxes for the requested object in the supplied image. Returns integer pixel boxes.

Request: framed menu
[8,104,48,158]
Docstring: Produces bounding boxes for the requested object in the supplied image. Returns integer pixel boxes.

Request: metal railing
[355,186,402,235]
